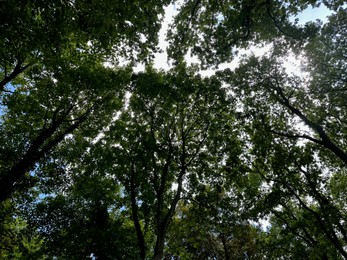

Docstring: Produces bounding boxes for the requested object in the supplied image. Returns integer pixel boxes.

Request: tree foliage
[103,66,237,259]
[0,0,170,91]
[1,0,347,259]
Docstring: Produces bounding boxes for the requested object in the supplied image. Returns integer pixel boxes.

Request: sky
[147,2,335,76]
[292,4,332,24]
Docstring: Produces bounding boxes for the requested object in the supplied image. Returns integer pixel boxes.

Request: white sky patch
[290,4,332,25]
[279,51,311,79]
[252,218,271,230]
[133,63,145,73]
[171,182,178,191]
[281,53,302,76]
[153,3,178,70]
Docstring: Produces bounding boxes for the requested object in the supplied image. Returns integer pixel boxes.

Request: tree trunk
[0,118,84,202]
[154,223,166,260]
[130,164,146,259]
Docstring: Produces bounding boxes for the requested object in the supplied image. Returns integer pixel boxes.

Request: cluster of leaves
[1,0,347,259]
[0,201,43,259]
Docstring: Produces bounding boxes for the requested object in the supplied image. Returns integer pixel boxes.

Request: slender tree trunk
[154,223,166,260]
[153,138,174,259]
[154,168,185,259]
[221,233,230,260]
[154,188,166,260]
[130,164,146,259]
[93,203,109,260]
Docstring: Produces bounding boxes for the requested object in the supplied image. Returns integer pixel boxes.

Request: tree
[12,123,143,259]
[217,8,347,257]
[104,66,237,259]
[0,62,130,202]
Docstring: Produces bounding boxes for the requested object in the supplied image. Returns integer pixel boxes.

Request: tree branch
[267,80,347,166]
[0,61,34,91]
[268,128,323,145]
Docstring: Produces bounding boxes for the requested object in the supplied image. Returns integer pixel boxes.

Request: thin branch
[0,61,34,91]
[271,209,316,247]
[268,128,323,145]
